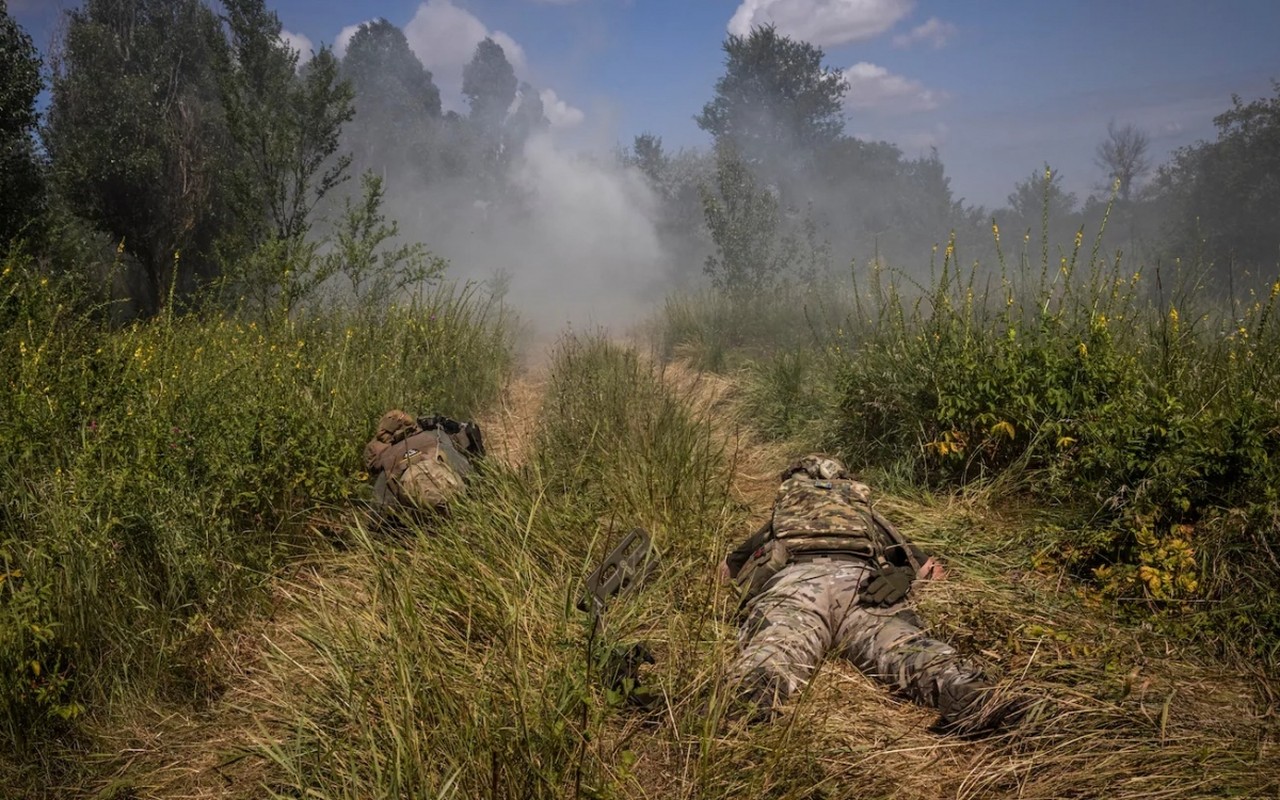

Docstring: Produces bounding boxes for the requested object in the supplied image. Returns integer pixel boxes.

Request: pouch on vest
[735,538,792,600]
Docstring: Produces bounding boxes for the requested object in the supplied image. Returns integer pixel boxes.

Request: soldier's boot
[933,678,1032,738]
[724,665,788,724]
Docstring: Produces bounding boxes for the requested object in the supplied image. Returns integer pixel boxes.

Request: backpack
[364,411,483,510]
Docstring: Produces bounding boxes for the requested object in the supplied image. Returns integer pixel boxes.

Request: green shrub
[0,254,512,747]
[704,224,1280,655]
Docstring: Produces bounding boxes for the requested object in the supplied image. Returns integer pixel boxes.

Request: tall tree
[461,37,517,180]
[505,81,547,154]
[44,0,230,308]
[1095,120,1151,202]
[462,38,516,133]
[629,133,668,184]
[701,142,796,300]
[218,0,355,314]
[0,0,44,246]
[341,19,441,184]
[696,25,847,168]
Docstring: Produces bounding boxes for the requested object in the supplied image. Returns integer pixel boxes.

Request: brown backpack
[364,410,477,510]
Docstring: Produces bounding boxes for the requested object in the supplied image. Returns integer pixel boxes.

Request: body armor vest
[770,475,885,557]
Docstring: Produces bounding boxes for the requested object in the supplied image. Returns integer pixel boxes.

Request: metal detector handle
[578,527,659,616]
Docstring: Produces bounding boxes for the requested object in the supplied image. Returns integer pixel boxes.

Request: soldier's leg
[833,600,988,721]
[727,562,839,714]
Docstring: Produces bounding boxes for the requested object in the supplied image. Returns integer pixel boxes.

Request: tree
[0,0,44,246]
[341,19,441,184]
[44,0,230,309]
[701,142,797,299]
[629,133,668,184]
[996,165,1081,261]
[1156,82,1280,273]
[463,38,516,134]
[218,0,355,315]
[505,81,547,154]
[1095,120,1151,202]
[1005,165,1078,224]
[696,25,847,168]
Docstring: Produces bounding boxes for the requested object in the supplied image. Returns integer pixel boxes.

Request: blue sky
[11,0,1279,209]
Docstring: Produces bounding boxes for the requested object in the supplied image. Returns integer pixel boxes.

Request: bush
[699,225,1280,656]
[0,254,512,747]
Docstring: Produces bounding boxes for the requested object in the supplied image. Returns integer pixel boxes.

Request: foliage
[341,18,442,186]
[0,0,44,247]
[1000,164,1079,238]
[219,170,445,318]
[216,0,355,316]
[1155,80,1280,273]
[628,133,668,183]
[462,37,518,176]
[0,253,511,750]
[696,24,847,169]
[329,172,448,308]
[220,0,354,246]
[700,143,797,300]
[44,0,230,310]
[808,138,972,266]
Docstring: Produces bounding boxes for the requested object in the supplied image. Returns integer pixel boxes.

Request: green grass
[242,334,745,798]
[0,255,513,770]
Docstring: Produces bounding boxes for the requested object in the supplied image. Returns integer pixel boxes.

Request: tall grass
[0,254,512,757]
[252,335,749,798]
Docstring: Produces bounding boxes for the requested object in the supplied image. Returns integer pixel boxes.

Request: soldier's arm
[724,521,773,579]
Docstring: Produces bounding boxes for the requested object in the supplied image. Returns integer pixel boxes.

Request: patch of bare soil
[474,368,545,471]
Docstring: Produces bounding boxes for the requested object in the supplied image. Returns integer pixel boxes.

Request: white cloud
[280,30,315,66]
[728,0,913,47]
[333,2,581,127]
[842,62,946,113]
[540,89,585,129]
[402,0,526,94]
[333,21,371,59]
[892,16,956,48]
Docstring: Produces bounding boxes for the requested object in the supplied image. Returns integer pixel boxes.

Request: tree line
[2,2,1277,316]
[1,0,543,317]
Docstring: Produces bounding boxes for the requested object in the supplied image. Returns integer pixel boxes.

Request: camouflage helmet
[781,454,849,482]
[376,409,416,443]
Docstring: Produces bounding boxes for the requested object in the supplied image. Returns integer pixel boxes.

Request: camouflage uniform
[726,456,989,724]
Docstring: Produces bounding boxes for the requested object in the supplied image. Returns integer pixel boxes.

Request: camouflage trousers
[729,558,987,720]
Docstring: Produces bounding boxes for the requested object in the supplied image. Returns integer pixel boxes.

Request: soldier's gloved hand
[861,565,914,606]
